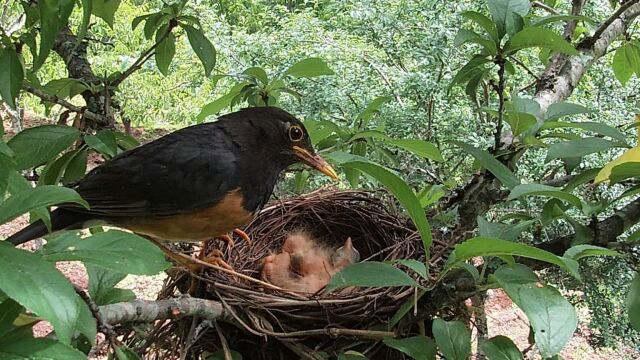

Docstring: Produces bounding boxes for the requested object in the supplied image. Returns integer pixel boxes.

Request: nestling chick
[261,232,360,293]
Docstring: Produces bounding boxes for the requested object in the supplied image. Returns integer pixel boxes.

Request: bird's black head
[219,107,338,180]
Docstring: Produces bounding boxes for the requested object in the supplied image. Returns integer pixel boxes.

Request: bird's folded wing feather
[62,125,240,217]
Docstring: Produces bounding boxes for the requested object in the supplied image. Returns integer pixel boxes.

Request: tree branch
[22,84,111,126]
[362,56,405,107]
[531,1,559,15]
[99,298,230,325]
[581,0,640,48]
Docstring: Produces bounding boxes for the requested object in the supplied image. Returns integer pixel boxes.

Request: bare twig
[532,1,559,15]
[362,56,405,106]
[22,84,111,126]
[508,56,540,80]
[493,58,506,153]
[75,285,121,348]
[110,19,178,88]
[581,0,640,49]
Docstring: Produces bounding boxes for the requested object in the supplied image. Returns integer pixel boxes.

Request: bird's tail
[5,209,92,246]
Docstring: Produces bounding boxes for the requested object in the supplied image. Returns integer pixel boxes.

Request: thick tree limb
[452,3,640,231]
[99,298,230,325]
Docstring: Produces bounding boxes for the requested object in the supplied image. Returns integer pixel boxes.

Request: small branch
[362,56,405,107]
[582,0,640,48]
[532,1,559,15]
[508,56,540,80]
[22,84,111,126]
[75,285,121,347]
[99,298,229,325]
[493,58,506,153]
[110,19,178,88]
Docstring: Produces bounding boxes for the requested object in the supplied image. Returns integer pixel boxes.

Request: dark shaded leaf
[155,27,175,76]
[92,0,122,27]
[506,27,578,55]
[452,141,520,189]
[383,336,436,360]
[546,137,622,161]
[0,47,24,109]
[7,125,81,170]
[0,243,90,344]
[432,319,471,360]
[627,272,640,331]
[481,335,523,360]
[508,183,582,209]
[0,185,88,225]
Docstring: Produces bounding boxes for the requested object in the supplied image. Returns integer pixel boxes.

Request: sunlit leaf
[0,185,88,225]
[155,27,175,76]
[627,272,640,331]
[283,57,334,78]
[492,265,577,358]
[183,24,216,77]
[546,137,622,161]
[43,230,171,275]
[383,336,436,360]
[508,183,583,209]
[92,0,122,27]
[326,261,419,292]
[506,27,578,55]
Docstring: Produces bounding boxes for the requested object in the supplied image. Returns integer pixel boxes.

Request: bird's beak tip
[293,146,339,181]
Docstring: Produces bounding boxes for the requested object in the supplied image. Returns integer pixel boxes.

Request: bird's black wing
[62,123,241,217]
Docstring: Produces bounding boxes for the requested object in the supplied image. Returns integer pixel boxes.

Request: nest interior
[147,189,452,358]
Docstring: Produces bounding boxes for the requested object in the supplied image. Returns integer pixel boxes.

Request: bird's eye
[288,125,304,142]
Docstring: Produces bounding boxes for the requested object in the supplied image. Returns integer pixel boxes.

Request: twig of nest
[133,189,455,359]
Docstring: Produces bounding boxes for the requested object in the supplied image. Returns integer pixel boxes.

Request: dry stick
[110,19,178,88]
[22,84,110,126]
[74,285,122,348]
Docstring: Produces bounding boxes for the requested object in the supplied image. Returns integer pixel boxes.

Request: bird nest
[137,189,453,359]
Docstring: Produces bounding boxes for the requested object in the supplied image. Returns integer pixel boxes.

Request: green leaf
[155,28,175,76]
[506,27,578,55]
[508,183,583,209]
[505,111,536,136]
[461,11,499,42]
[283,57,334,78]
[608,162,640,184]
[325,262,418,293]
[196,82,247,122]
[342,161,432,259]
[0,48,24,109]
[383,336,436,360]
[530,15,594,28]
[357,96,392,127]
[492,265,577,358]
[432,319,471,360]
[85,130,118,158]
[612,42,640,86]
[477,216,533,241]
[541,122,626,143]
[0,299,23,338]
[396,259,428,280]
[0,153,15,197]
[481,335,523,360]
[183,24,216,77]
[454,29,497,55]
[563,244,620,260]
[43,78,89,100]
[7,172,51,230]
[43,230,171,275]
[114,132,140,150]
[546,137,622,161]
[0,243,90,344]
[390,139,443,162]
[627,272,640,331]
[487,0,530,38]
[115,345,143,360]
[0,334,86,359]
[452,141,520,189]
[448,237,580,279]
[91,0,122,27]
[243,67,269,85]
[36,0,75,70]
[0,185,88,225]
[132,13,153,31]
[563,168,600,192]
[38,150,78,185]
[7,125,81,170]
[78,0,92,42]
[544,102,593,121]
[62,148,88,185]
[86,264,135,306]
[450,56,492,88]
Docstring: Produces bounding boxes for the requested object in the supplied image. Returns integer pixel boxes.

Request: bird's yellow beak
[293,146,339,180]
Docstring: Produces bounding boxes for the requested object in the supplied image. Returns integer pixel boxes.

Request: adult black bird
[6,107,338,268]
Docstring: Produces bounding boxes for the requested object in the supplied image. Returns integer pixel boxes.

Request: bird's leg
[144,236,200,273]
[232,228,251,245]
[213,228,251,249]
